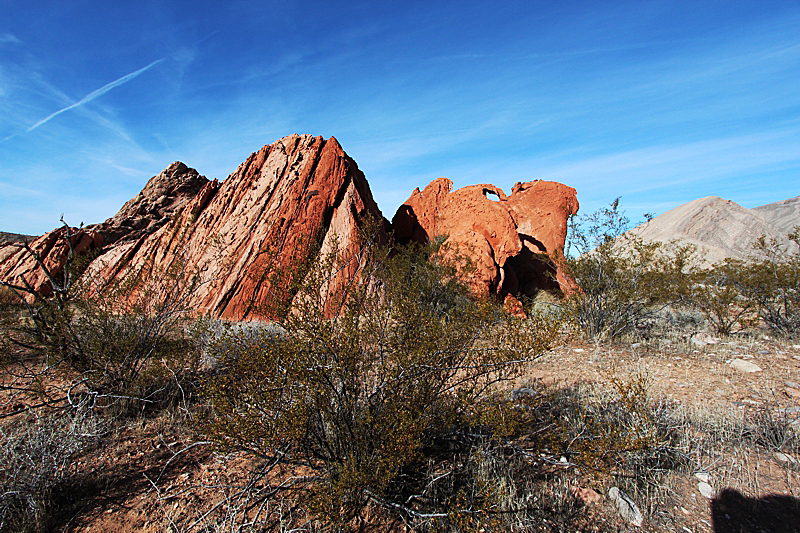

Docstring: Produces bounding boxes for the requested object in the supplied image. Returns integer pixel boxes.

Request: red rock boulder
[392,178,578,304]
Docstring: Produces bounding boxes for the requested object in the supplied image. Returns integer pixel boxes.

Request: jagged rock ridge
[1,134,578,319]
[0,163,209,297]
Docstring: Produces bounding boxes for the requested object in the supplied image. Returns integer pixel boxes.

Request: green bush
[737,228,800,338]
[561,200,692,341]
[200,231,561,526]
[0,221,205,416]
[689,259,756,335]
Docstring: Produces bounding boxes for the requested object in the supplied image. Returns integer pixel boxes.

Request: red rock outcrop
[86,134,385,320]
[392,178,578,304]
[0,162,208,297]
[2,134,578,319]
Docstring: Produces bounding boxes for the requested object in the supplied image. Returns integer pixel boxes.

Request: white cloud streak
[0,32,21,44]
[22,57,166,134]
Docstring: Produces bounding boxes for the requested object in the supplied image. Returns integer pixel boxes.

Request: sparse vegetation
[736,227,800,338]
[561,199,692,341]
[200,229,562,527]
[1,209,799,532]
[0,413,101,533]
[0,220,207,417]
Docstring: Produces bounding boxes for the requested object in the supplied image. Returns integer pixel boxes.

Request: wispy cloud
[0,32,21,44]
[4,57,166,141]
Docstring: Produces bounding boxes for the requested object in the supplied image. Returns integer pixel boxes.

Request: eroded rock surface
[2,135,578,318]
[0,163,208,297]
[392,178,578,303]
[87,134,385,320]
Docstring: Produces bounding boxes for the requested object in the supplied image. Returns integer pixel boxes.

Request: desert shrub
[0,221,206,416]
[735,228,800,338]
[689,259,756,335]
[0,413,101,533]
[0,285,19,314]
[200,230,561,527]
[561,200,692,341]
[412,376,686,532]
[546,375,683,476]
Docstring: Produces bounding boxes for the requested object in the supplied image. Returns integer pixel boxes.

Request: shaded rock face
[87,134,385,320]
[92,161,209,245]
[0,163,208,297]
[392,178,579,304]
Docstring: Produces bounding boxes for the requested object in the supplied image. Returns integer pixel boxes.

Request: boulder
[392,178,578,301]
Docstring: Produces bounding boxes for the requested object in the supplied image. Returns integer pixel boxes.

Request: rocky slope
[1,134,578,318]
[628,195,799,264]
[0,232,36,244]
[753,195,800,237]
[0,163,209,297]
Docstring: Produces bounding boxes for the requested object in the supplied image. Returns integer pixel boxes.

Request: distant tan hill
[753,195,800,237]
[627,195,799,264]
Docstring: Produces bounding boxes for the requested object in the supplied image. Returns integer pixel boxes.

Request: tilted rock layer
[89,134,385,319]
[1,134,578,319]
[392,178,579,305]
[0,162,208,297]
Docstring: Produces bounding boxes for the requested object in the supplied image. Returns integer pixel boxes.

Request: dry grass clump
[0,413,102,533]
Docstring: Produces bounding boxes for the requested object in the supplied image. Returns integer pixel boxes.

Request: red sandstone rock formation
[2,134,577,319]
[0,162,208,297]
[392,178,578,306]
[86,134,385,320]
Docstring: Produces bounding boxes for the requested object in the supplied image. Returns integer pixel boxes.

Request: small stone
[631,343,642,349]
[608,487,643,527]
[573,348,585,353]
[758,350,769,355]
[694,472,711,483]
[784,388,800,399]
[698,482,715,499]
[570,485,602,504]
[728,359,762,373]
[694,333,719,344]
[511,387,536,401]
[774,452,799,466]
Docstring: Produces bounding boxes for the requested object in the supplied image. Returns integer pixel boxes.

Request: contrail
[23,57,166,133]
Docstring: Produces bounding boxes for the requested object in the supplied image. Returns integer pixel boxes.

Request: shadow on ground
[712,488,800,533]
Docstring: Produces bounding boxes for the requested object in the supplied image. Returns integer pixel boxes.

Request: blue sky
[1,0,798,235]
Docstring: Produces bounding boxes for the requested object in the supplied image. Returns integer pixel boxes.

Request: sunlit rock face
[392,178,579,307]
[88,134,387,320]
[2,134,579,319]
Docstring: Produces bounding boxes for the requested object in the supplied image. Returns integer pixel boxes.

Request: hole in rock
[483,188,501,201]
